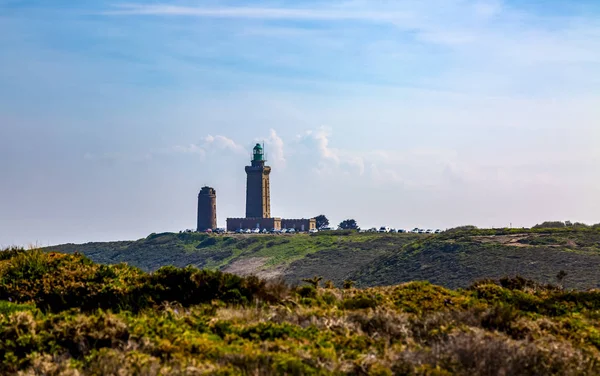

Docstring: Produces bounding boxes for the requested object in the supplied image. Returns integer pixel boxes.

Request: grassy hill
[2,248,600,375]
[45,228,600,289]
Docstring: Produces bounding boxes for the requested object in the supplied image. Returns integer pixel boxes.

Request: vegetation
[45,227,600,290]
[315,214,330,230]
[338,219,359,230]
[2,248,600,375]
[533,221,590,229]
[353,227,600,289]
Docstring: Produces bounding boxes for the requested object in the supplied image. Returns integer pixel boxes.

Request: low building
[227,217,282,232]
[226,217,317,232]
[282,218,316,232]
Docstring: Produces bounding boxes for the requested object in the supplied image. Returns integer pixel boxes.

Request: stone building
[227,217,282,232]
[245,143,271,218]
[197,186,217,231]
[282,218,316,232]
[221,142,317,232]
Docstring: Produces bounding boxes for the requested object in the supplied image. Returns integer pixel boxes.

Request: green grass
[44,228,600,289]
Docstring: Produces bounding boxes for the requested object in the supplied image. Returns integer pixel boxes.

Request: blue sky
[1,0,599,246]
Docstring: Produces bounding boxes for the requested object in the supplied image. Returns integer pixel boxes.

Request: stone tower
[245,143,271,218]
[197,186,217,231]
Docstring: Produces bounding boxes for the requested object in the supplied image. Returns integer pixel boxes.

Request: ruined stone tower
[197,186,217,231]
[245,143,271,218]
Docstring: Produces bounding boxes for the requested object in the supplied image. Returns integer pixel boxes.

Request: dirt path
[222,257,285,279]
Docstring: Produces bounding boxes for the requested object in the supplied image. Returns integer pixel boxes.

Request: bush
[0,250,285,313]
[342,294,379,310]
[445,225,478,233]
[297,285,317,299]
[532,221,567,229]
[4,248,600,375]
[0,301,35,316]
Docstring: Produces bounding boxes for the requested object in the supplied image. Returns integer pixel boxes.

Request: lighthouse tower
[197,186,217,231]
[245,143,271,218]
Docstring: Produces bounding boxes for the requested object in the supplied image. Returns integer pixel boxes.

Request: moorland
[46,226,600,289]
[2,247,600,375]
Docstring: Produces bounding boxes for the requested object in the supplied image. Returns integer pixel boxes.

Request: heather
[2,249,600,375]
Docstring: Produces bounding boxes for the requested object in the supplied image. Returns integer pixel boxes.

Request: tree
[339,219,359,230]
[315,214,329,230]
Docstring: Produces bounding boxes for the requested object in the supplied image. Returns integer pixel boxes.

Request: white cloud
[203,135,245,154]
[296,127,366,175]
[170,144,205,156]
[168,135,244,158]
[106,4,409,22]
[300,127,339,163]
[90,135,244,162]
[263,129,286,167]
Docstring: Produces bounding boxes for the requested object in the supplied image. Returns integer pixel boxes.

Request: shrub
[444,225,478,233]
[4,248,600,376]
[302,276,323,288]
[480,305,520,334]
[0,301,35,316]
[498,276,538,291]
[0,250,285,313]
[297,286,317,299]
[0,247,27,261]
[532,221,567,229]
[343,280,355,289]
[342,294,379,310]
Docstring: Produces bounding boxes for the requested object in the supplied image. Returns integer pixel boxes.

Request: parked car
[288,228,296,234]
[309,228,318,234]
[251,228,260,234]
[426,229,433,234]
[235,229,244,234]
[270,228,280,234]
[434,229,441,234]
[214,228,226,234]
[244,229,252,234]
[204,229,213,234]
[379,227,390,233]
[397,229,406,233]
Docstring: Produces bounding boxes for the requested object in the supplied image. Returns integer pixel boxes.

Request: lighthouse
[244,143,271,219]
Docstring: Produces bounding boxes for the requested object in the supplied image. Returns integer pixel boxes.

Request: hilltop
[2,248,600,375]
[45,227,600,289]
